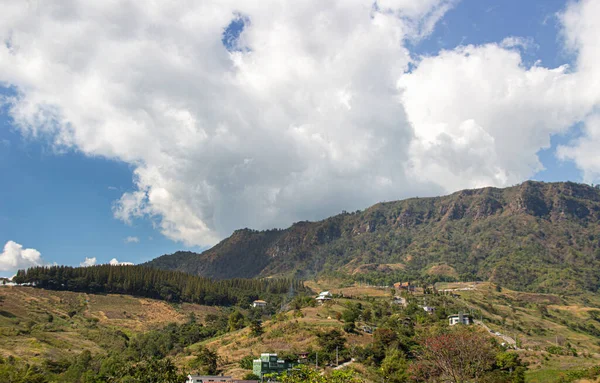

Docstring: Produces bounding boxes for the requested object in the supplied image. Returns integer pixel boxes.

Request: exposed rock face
[145,181,600,293]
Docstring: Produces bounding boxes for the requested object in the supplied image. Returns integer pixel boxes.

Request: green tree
[228,310,246,332]
[250,319,263,337]
[317,329,346,354]
[380,350,408,383]
[343,321,356,334]
[278,365,363,383]
[239,355,255,370]
[190,346,219,375]
[496,352,525,383]
[116,357,183,383]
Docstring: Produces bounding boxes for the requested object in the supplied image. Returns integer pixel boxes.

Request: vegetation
[147,181,600,294]
[13,264,304,307]
[4,278,600,382]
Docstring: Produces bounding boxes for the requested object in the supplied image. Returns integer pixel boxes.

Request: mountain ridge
[145,181,600,293]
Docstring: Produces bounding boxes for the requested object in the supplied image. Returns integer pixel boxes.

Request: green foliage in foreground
[0,314,227,383]
[272,364,363,383]
[14,264,305,306]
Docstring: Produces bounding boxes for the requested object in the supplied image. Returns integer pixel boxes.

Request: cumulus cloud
[1,0,599,247]
[80,257,97,267]
[124,236,140,244]
[109,258,134,266]
[398,44,590,191]
[555,0,600,180]
[0,241,44,271]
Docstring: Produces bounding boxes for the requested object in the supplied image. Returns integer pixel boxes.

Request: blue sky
[0,0,597,275]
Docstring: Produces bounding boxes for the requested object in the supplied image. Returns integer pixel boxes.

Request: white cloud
[557,115,600,181]
[1,0,600,247]
[124,236,140,244]
[109,258,134,266]
[499,36,538,51]
[0,241,44,271]
[80,257,97,267]
[398,43,590,192]
[555,0,600,180]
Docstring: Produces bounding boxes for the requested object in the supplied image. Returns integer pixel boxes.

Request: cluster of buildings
[191,284,477,382]
[251,290,333,309]
[392,281,473,326]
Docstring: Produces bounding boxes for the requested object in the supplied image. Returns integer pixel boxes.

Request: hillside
[146,181,600,293]
[0,286,220,363]
[5,282,600,382]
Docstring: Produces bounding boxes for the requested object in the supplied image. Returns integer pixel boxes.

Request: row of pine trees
[13,265,304,306]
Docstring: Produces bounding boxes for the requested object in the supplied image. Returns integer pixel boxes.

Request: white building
[422,306,435,314]
[186,375,232,383]
[252,300,267,308]
[448,313,472,326]
[392,296,407,306]
[316,291,332,304]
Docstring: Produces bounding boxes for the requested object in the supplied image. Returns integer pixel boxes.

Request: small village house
[422,306,435,314]
[252,299,267,308]
[315,291,332,304]
[392,296,407,306]
[448,313,473,326]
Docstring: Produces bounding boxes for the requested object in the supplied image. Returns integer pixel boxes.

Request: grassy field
[2,283,600,381]
[0,286,220,361]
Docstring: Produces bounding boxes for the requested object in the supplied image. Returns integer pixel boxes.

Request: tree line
[13,265,305,306]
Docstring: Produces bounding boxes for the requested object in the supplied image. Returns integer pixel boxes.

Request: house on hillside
[422,306,435,314]
[448,313,473,326]
[316,291,332,304]
[186,375,232,383]
[392,296,407,306]
[393,282,415,292]
[253,353,297,378]
[252,300,267,308]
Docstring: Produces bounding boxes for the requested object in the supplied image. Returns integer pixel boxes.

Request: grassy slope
[2,284,600,382]
[174,280,600,381]
[0,286,220,362]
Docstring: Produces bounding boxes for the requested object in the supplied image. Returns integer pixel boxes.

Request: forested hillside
[146,181,600,293]
[13,265,304,306]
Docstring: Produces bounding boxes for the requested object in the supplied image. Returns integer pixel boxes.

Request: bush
[239,355,255,370]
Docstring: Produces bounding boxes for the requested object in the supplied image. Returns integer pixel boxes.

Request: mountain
[146,181,600,293]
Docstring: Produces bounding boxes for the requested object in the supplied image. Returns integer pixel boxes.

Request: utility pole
[336,346,339,367]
